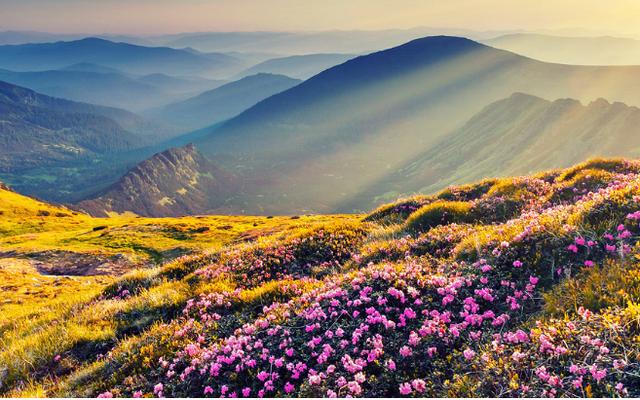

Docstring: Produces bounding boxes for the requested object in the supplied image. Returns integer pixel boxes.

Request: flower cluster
[93,159,640,398]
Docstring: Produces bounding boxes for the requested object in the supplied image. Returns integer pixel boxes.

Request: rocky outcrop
[76,144,237,217]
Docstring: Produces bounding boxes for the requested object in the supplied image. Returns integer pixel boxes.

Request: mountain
[235,53,356,79]
[76,144,237,217]
[360,93,640,204]
[135,73,225,97]
[0,80,152,171]
[484,34,640,65]
[0,67,225,112]
[158,28,515,54]
[0,68,167,111]
[146,73,301,131]
[181,35,640,214]
[0,30,153,46]
[0,37,245,78]
[59,62,124,74]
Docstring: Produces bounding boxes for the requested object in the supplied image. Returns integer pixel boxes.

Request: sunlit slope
[4,158,638,397]
[0,182,358,273]
[192,36,640,214]
[353,93,640,205]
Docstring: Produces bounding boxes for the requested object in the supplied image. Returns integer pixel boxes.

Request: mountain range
[146,73,301,131]
[7,34,640,216]
[78,36,640,216]
[0,37,246,78]
[193,36,640,212]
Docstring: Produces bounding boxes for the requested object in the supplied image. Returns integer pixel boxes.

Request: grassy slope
[2,158,640,397]
[0,185,357,395]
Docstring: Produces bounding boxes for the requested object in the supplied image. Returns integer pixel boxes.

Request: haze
[2,0,640,37]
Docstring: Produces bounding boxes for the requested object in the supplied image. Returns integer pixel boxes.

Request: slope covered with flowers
[17,158,640,397]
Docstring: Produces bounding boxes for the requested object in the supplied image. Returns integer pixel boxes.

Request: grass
[0,185,360,395]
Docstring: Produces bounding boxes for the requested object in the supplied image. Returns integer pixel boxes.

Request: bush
[404,201,474,233]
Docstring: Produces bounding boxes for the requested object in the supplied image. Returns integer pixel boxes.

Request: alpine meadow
[1,1,640,398]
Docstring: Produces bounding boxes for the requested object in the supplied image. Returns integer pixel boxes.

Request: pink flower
[53,354,61,362]
[387,359,396,370]
[399,382,412,395]
[284,382,295,393]
[97,392,113,398]
[133,391,143,398]
[204,386,214,395]
[242,388,251,397]
[308,374,321,385]
[411,379,426,393]
[575,237,586,246]
[512,260,523,268]
[347,381,362,395]
[463,348,476,360]
[567,244,578,253]
[572,376,583,389]
[399,346,413,357]
[590,366,607,382]
[584,260,594,267]
[153,383,164,396]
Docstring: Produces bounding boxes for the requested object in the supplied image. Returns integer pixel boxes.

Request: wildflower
[347,381,362,395]
[284,382,295,393]
[204,386,214,395]
[584,260,594,267]
[399,345,413,357]
[97,392,113,398]
[399,382,412,395]
[242,388,251,397]
[463,348,476,360]
[411,379,426,393]
[590,366,607,382]
[153,383,164,396]
[387,359,396,370]
[512,260,523,268]
[308,374,322,385]
[133,391,143,398]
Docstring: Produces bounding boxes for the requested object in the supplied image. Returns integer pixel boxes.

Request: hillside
[0,80,154,171]
[76,145,238,217]
[2,158,639,397]
[0,38,245,78]
[354,93,640,208]
[147,74,301,131]
[235,54,356,79]
[484,33,640,65]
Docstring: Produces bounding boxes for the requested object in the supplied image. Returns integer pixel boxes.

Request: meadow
[1,158,639,397]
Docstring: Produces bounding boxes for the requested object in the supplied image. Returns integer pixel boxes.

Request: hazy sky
[2,0,640,36]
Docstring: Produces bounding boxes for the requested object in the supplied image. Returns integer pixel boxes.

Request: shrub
[404,201,474,233]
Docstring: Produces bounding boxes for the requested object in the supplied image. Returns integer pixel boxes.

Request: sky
[1,0,640,37]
